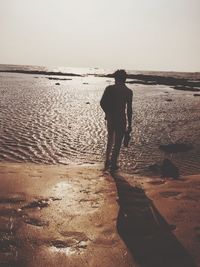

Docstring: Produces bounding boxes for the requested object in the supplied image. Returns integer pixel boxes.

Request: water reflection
[0,72,200,175]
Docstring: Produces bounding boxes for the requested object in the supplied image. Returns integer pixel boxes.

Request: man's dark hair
[113,69,127,83]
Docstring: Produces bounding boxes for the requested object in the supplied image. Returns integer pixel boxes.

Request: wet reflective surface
[0,70,200,175]
[0,164,129,267]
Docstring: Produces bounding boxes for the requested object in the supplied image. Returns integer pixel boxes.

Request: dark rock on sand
[0,69,82,77]
[161,159,179,179]
[48,77,72,81]
[148,163,160,173]
[173,85,200,92]
[102,72,200,88]
[55,83,60,85]
[159,143,193,153]
[165,99,172,102]
[193,94,200,97]
[126,79,157,85]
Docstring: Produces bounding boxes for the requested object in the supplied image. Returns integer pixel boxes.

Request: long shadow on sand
[111,172,197,267]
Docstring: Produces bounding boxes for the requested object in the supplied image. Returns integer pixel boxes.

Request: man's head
[114,69,127,83]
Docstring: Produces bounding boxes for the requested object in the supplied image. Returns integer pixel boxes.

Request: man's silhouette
[100,70,133,171]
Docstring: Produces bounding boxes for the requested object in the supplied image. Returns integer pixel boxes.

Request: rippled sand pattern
[0,73,200,175]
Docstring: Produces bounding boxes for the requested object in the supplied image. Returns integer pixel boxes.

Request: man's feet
[104,160,111,170]
[110,164,119,172]
[104,160,120,172]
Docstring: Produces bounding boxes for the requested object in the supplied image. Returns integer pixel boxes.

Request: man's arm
[100,87,111,115]
[127,90,133,131]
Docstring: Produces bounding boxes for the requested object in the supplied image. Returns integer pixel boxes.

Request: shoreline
[0,162,200,266]
[1,68,200,91]
[0,69,82,77]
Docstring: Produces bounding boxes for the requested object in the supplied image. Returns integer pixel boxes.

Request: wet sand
[141,174,200,267]
[1,163,200,267]
[115,172,200,267]
[0,70,200,176]
[0,163,135,267]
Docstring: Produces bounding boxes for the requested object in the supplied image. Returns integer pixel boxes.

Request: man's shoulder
[105,84,115,90]
[104,84,115,93]
[125,86,133,96]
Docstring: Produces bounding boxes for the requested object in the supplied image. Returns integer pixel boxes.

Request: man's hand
[127,126,132,133]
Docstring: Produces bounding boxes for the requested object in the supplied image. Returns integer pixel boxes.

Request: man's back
[100,69,133,171]
[100,84,132,130]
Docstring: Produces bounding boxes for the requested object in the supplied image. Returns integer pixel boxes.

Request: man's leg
[105,120,114,169]
[110,130,124,170]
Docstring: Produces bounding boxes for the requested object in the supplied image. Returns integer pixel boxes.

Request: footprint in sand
[60,231,89,241]
[24,217,49,227]
[160,191,181,198]
[148,180,166,185]
[22,199,49,210]
[22,197,61,210]
[93,236,119,247]
[48,231,90,254]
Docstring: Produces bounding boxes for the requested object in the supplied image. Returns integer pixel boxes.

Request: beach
[0,65,200,176]
[0,163,200,267]
[0,163,136,267]
[0,65,200,266]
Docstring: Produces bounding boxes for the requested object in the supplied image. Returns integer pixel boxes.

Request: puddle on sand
[21,197,60,210]
[48,239,88,255]
[53,181,73,197]
[49,245,78,255]
[22,199,49,210]
[47,232,90,256]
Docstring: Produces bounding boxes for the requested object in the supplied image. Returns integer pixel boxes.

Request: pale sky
[0,0,199,72]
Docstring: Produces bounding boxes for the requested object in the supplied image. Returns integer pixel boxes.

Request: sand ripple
[0,73,200,175]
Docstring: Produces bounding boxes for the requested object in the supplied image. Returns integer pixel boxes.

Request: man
[100,70,133,171]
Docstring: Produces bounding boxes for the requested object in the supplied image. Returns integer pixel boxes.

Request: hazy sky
[0,0,199,71]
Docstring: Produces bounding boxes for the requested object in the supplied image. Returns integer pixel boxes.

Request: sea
[0,64,200,176]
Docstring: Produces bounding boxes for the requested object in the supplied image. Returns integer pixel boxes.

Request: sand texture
[0,163,200,267]
[114,171,200,267]
[0,163,135,267]
[0,70,200,176]
[141,174,200,267]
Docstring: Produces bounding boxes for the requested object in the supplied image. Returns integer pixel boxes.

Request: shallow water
[0,69,200,176]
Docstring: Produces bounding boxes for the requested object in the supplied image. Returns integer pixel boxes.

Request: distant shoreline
[100,73,200,91]
[0,69,82,77]
[1,68,200,91]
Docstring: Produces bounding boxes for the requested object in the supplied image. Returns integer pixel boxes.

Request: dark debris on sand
[148,159,180,180]
[159,143,193,153]
[161,159,179,179]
